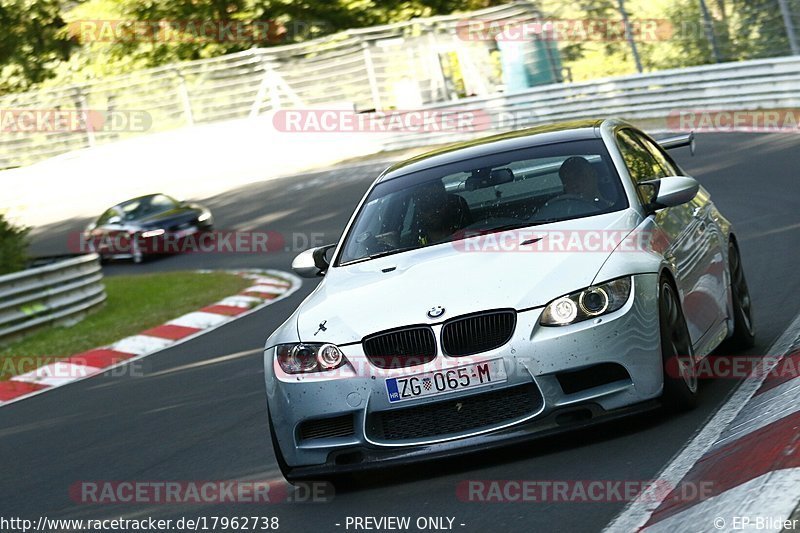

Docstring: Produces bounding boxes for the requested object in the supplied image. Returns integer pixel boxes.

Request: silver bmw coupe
[264,119,755,481]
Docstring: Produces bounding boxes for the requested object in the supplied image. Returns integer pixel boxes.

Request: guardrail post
[361,41,382,110]
[74,88,96,148]
[426,26,449,102]
[250,54,275,117]
[174,69,194,127]
[268,68,281,111]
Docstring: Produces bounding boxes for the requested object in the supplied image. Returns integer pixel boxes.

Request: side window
[149,194,178,212]
[616,129,668,183]
[636,135,681,177]
[616,129,667,206]
[97,209,118,225]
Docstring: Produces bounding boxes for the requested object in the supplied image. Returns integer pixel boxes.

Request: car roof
[111,193,166,208]
[378,119,605,181]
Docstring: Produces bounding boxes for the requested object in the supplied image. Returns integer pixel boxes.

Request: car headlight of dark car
[540,276,632,326]
[276,343,348,374]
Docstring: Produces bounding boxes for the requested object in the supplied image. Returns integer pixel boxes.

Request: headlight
[540,277,632,326]
[276,343,348,374]
[140,229,165,238]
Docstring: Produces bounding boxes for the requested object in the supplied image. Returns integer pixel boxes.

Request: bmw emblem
[427,306,445,319]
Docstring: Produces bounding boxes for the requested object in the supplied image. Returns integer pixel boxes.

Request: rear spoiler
[657,132,695,155]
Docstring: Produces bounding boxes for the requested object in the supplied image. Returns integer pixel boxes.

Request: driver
[557,156,610,206]
[414,180,469,245]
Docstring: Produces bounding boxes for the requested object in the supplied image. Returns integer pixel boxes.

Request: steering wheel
[534,195,603,220]
[463,217,523,231]
[356,230,399,255]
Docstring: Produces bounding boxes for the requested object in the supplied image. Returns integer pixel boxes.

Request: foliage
[0,270,253,377]
[0,0,77,93]
[28,0,505,87]
[645,0,797,71]
[2,0,799,93]
[0,213,29,275]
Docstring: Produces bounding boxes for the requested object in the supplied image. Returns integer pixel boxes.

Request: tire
[659,278,698,411]
[267,407,294,482]
[132,238,144,264]
[726,241,756,349]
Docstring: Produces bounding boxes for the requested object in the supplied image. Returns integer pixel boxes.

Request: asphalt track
[3,133,800,532]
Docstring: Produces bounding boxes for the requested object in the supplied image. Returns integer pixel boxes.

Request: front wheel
[132,237,144,264]
[659,279,698,411]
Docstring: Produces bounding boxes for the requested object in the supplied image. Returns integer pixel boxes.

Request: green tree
[0,213,29,275]
[0,0,76,93]
[554,0,622,63]
[650,0,797,70]
[65,0,505,71]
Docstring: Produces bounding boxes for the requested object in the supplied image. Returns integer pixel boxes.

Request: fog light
[317,343,343,369]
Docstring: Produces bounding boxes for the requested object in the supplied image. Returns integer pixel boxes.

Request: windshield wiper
[477,219,560,234]
[368,246,419,260]
[340,246,420,266]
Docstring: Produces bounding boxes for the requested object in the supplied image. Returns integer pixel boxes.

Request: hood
[297,210,640,344]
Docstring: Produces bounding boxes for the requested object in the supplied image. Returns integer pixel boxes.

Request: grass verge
[0,270,252,381]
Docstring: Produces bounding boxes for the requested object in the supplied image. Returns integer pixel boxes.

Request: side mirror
[292,243,336,278]
[108,215,122,225]
[640,176,699,211]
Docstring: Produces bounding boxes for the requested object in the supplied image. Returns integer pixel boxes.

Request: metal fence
[380,55,800,151]
[2,0,800,170]
[0,254,106,344]
[0,2,553,169]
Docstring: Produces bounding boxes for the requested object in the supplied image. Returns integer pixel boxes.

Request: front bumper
[265,273,662,476]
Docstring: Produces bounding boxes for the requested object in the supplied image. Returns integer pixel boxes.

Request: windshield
[337,139,627,265]
[114,194,178,221]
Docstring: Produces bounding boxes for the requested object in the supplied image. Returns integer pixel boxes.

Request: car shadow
[329,408,671,494]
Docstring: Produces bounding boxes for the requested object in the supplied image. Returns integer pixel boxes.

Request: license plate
[385,359,506,403]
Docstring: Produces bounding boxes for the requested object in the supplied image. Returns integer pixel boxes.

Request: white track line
[0,269,302,408]
[243,284,287,295]
[643,469,800,533]
[710,378,800,451]
[168,311,229,329]
[604,311,800,533]
[111,335,175,356]
[12,362,102,386]
[216,295,264,308]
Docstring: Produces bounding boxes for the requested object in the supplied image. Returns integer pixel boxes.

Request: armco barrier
[0,2,541,169]
[0,254,106,343]
[379,55,800,151]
